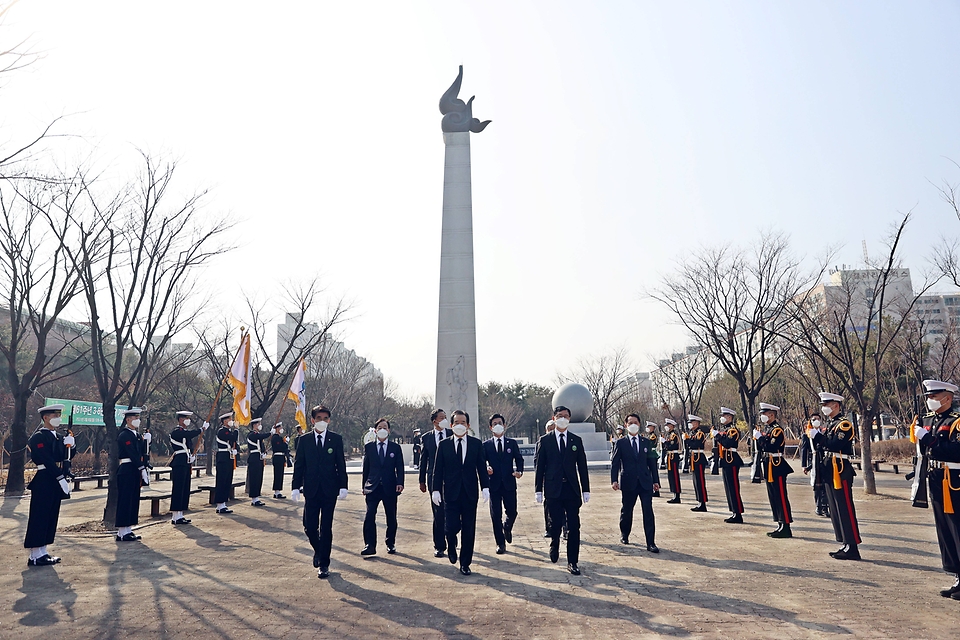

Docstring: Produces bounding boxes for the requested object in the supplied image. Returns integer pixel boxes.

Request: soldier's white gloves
[292,489,301,502]
[63,435,75,447]
[535,491,543,504]
[915,425,929,441]
[270,427,277,435]
[582,492,591,503]
[338,488,348,500]
[481,488,490,503]
[659,437,665,443]
[141,468,150,485]
[753,429,762,439]
[143,433,152,445]
[432,491,442,505]
[57,476,71,495]
[188,453,196,464]
[201,421,210,431]
[711,429,719,437]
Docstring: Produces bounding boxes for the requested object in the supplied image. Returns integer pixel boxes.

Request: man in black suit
[611,414,661,553]
[361,418,405,556]
[292,405,349,579]
[535,405,590,575]
[419,408,453,557]
[483,413,524,554]
[432,410,489,575]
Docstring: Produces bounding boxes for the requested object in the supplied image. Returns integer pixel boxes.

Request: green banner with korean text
[45,398,129,427]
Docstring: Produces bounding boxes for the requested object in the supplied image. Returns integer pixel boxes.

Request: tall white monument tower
[435,66,490,432]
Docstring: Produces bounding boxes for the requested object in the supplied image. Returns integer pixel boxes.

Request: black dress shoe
[496,545,506,555]
[313,553,322,568]
[504,528,513,544]
[448,547,458,565]
[724,514,743,524]
[620,536,630,545]
[769,524,793,539]
[252,500,266,507]
[567,563,581,575]
[666,497,681,504]
[387,545,397,554]
[646,544,660,553]
[549,541,560,564]
[116,533,141,542]
[274,494,286,499]
[434,549,445,558]
[318,566,329,579]
[939,576,960,597]
[27,555,58,566]
[360,545,377,556]
[690,504,707,512]
[833,546,861,561]
[459,565,471,576]
[172,518,192,525]
[543,531,551,538]
[216,507,233,514]
[829,545,845,558]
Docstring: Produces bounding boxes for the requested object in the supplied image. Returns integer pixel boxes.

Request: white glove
[582,492,591,503]
[143,433,152,445]
[201,421,210,431]
[711,429,719,437]
[58,476,71,495]
[292,489,301,502]
[482,488,490,503]
[535,491,543,504]
[432,491,442,505]
[270,427,277,435]
[338,488,348,500]
[659,436,665,443]
[187,453,196,464]
[753,429,762,439]
[63,435,75,447]
[915,425,929,441]
[141,469,150,485]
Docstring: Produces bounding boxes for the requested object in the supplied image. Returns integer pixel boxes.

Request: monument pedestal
[568,423,611,463]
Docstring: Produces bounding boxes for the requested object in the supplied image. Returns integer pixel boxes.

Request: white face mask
[645,426,653,433]
[452,424,468,437]
[48,417,62,428]
[820,405,833,417]
[626,424,640,436]
[720,415,730,425]
[228,420,236,428]
[314,420,328,433]
[438,418,449,430]
[491,425,505,436]
[759,414,770,424]
[554,418,570,431]
[131,419,141,428]
[277,428,283,434]
[183,418,192,427]
[927,397,943,412]
[376,428,389,440]
[810,419,821,428]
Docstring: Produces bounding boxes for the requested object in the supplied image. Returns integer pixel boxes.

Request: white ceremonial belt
[831,453,851,460]
[768,453,784,458]
[273,452,285,456]
[172,451,188,456]
[36,464,46,470]
[930,460,960,470]
[119,458,133,464]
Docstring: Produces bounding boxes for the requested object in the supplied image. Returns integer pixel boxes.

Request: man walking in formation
[361,418,404,556]
[483,413,524,555]
[611,414,660,553]
[419,408,453,558]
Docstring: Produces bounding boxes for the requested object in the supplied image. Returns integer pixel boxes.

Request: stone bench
[72,474,110,491]
[139,488,202,518]
[151,467,173,482]
[198,481,245,504]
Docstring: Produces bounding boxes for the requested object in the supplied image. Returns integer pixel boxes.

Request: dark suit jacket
[433,435,489,502]
[418,428,453,491]
[534,431,590,502]
[362,440,405,493]
[610,435,660,493]
[483,437,524,492]
[292,430,348,500]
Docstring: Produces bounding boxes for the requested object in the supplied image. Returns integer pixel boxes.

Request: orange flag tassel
[944,472,955,515]
[833,457,843,490]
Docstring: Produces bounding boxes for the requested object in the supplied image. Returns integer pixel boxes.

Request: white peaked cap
[664,419,677,426]
[687,414,702,422]
[251,418,263,424]
[39,403,65,414]
[122,407,142,416]
[923,379,959,394]
[219,412,233,421]
[759,403,780,412]
[720,407,736,416]
[645,421,658,428]
[818,392,844,403]
[176,410,193,417]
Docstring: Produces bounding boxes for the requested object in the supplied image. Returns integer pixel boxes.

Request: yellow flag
[287,358,307,430]
[227,333,252,425]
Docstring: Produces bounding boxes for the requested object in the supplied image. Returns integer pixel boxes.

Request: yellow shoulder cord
[942,418,960,514]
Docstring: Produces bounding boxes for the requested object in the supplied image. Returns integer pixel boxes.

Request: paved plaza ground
[0,464,956,639]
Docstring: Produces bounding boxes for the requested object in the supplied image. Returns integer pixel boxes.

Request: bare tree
[649,232,824,432]
[59,152,232,523]
[556,347,637,433]
[932,160,960,288]
[0,178,91,494]
[649,347,717,419]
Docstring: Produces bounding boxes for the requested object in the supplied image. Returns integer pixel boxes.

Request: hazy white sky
[3,1,960,396]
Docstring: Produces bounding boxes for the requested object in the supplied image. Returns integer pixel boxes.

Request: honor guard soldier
[142,425,153,469]
[800,412,830,517]
[116,408,149,542]
[662,419,683,503]
[292,405,349,579]
[360,419,405,556]
[535,406,590,576]
[687,415,708,512]
[914,379,960,598]
[483,413,524,555]
[611,414,661,553]
[169,411,206,525]
[818,392,862,560]
[644,422,660,497]
[214,412,239,514]
[246,418,270,507]
[419,409,453,558]
[24,404,71,566]
[412,428,422,469]
[713,407,745,523]
[270,423,291,499]
[755,403,793,538]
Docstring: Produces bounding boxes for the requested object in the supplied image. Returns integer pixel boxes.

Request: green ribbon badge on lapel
[327,448,333,454]
[572,445,577,451]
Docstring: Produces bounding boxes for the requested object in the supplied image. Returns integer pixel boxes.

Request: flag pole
[195,328,247,457]
[272,357,303,427]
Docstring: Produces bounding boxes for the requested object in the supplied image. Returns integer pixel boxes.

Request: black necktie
[633,436,639,456]
[498,439,503,455]
[559,433,565,455]
[379,442,385,463]
[457,438,463,462]
[437,432,441,448]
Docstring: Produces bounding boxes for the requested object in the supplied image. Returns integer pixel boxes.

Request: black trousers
[826,475,861,545]
[246,456,264,498]
[721,464,744,514]
[765,474,793,523]
[691,455,708,503]
[363,485,398,548]
[170,465,193,511]
[666,454,681,494]
[303,494,338,568]
[214,456,234,504]
[813,481,829,512]
[23,472,63,548]
[489,487,518,547]
[619,486,655,546]
[546,489,582,564]
[444,496,478,567]
[930,468,960,574]
[115,465,141,527]
[431,497,446,551]
[272,456,286,491]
